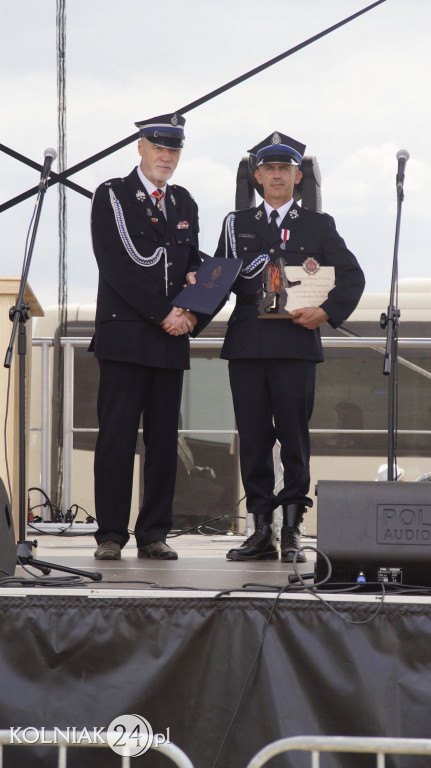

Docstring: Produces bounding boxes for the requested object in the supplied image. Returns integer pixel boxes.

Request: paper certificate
[283,265,335,313]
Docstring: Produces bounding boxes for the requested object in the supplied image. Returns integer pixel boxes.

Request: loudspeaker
[0,478,16,576]
[316,480,431,586]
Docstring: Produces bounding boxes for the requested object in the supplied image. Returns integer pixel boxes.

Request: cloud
[2,0,431,307]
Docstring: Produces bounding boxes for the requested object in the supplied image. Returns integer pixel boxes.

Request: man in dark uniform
[91,112,202,561]
[214,131,365,562]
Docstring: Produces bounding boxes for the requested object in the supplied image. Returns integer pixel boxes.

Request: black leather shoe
[94,541,121,560]
[226,524,278,561]
[280,504,307,563]
[138,541,178,560]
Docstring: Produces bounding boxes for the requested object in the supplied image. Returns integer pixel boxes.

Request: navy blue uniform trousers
[228,358,316,517]
[94,358,183,548]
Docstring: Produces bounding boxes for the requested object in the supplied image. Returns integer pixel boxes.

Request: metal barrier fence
[0,728,195,767]
[246,735,431,767]
[2,731,431,767]
[31,335,431,516]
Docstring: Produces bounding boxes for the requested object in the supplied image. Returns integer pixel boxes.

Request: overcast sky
[0,0,429,311]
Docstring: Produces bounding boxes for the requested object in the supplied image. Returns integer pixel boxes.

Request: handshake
[161,271,197,337]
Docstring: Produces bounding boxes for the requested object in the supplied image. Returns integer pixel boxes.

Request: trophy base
[258,312,293,319]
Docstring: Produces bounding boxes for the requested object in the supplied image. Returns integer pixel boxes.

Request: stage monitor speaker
[0,478,16,577]
[316,480,431,586]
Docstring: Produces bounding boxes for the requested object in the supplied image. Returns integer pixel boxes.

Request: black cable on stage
[210,583,287,768]
[210,542,388,766]
[0,0,386,213]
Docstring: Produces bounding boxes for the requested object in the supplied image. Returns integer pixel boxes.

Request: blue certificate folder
[172,256,243,314]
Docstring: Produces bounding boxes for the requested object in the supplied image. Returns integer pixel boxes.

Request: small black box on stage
[315,480,431,586]
[0,478,16,577]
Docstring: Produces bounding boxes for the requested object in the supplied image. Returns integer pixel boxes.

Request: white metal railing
[0,729,195,767]
[245,735,431,767]
[30,336,431,515]
[2,730,431,767]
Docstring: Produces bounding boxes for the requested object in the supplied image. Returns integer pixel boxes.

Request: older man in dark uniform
[91,112,201,561]
[214,132,365,562]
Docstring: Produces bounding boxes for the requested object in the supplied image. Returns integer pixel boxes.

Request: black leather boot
[226,514,278,561]
[281,504,307,563]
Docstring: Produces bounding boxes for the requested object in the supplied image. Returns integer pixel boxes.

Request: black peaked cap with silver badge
[135,112,186,149]
[248,131,306,166]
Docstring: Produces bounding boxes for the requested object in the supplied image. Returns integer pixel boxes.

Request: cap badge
[255,210,263,220]
[289,209,299,220]
[302,257,320,275]
[136,189,146,202]
[271,132,281,145]
[171,114,178,126]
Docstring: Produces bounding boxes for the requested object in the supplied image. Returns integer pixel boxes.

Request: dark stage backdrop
[0,595,430,768]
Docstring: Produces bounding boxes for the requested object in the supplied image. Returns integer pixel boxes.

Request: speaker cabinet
[0,478,16,577]
[316,480,431,586]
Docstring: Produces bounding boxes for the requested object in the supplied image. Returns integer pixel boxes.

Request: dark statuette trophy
[258,257,301,318]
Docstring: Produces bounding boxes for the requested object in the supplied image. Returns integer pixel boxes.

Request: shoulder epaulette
[301,207,326,216]
[170,184,195,201]
[103,177,126,188]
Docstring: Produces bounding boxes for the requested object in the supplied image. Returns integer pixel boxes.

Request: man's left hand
[289,307,329,330]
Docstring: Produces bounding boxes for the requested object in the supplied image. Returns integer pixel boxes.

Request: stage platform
[1,532,431,768]
[10,530,317,593]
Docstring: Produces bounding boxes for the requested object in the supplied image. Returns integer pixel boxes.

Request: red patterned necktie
[152,188,165,211]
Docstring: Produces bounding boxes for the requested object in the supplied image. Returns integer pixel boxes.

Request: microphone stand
[4,172,102,582]
[380,171,405,482]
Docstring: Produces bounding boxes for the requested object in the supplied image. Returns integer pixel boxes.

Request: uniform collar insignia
[170,191,176,206]
[136,189,146,202]
[289,208,299,219]
[255,209,264,220]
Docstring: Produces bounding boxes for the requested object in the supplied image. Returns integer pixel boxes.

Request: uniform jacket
[90,167,201,369]
[214,201,365,362]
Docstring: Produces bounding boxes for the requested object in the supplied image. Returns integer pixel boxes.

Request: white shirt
[136,166,167,217]
[264,197,294,227]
